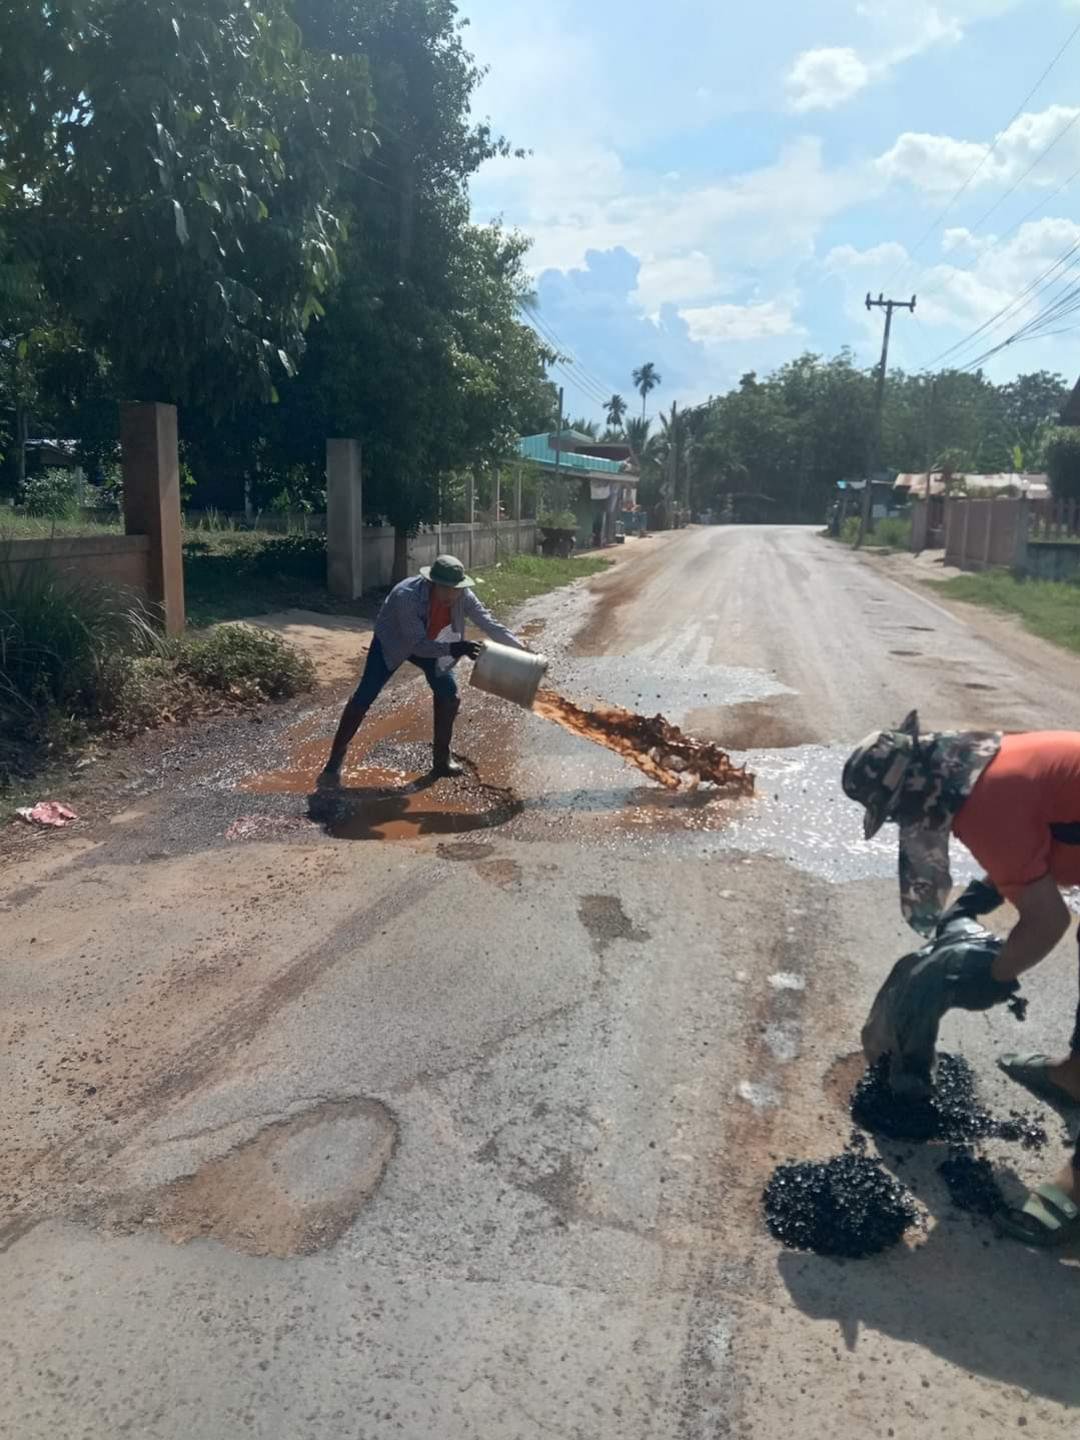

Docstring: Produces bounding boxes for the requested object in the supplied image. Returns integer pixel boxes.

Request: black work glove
[948,942,1019,1012]
[449,640,481,661]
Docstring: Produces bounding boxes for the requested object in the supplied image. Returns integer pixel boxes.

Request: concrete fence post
[514,467,523,553]
[326,439,363,599]
[120,401,185,636]
[466,469,476,572]
[961,501,971,569]
[1013,497,1030,577]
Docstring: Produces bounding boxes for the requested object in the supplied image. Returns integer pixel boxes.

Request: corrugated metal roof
[895,471,1049,498]
[517,433,626,475]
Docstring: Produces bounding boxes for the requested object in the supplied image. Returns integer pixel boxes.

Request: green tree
[604,393,628,431]
[632,362,661,419]
[0,0,373,410]
[1044,428,1080,502]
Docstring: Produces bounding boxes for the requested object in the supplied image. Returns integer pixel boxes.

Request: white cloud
[785,1,967,114]
[824,217,1080,373]
[877,105,1080,193]
[682,298,801,343]
[786,48,870,112]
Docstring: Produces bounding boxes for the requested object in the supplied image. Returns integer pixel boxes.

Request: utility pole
[857,291,916,548]
[553,385,564,487]
[671,401,680,525]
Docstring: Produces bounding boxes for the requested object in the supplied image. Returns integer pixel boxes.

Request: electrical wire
[885,15,1080,292]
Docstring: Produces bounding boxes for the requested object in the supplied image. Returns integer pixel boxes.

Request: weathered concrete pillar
[465,468,476,571]
[326,439,363,599]
[1013,498,1029,577]
[121,402,185,636]
[514,467,523,553]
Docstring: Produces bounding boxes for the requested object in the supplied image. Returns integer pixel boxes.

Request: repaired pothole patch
[140,1098,397,1257]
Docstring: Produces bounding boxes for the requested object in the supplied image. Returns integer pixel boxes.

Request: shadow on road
[777,1143,1080,1406]
[307,776,522,841]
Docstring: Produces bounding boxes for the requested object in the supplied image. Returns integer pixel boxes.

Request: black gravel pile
[1007,994,1029,1022]
[851,1053,1047,1150]
[937,1146,1006,1216]
[762,1143,919,1257]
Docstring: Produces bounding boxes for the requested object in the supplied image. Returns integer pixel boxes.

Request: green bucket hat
[420,554,475,589]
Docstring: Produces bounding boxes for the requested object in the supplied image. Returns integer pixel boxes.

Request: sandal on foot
[997,1053,1080,1110]
[997,1184,1080,1248]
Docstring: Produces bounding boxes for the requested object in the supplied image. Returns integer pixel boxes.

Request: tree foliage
[685,353,1070,523]
[0,0,554,551]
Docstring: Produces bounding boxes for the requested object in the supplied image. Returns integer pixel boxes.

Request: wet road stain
[437,841,496,862]
[577,894,650,953]
[473,857,523,889]
[312,777,522,842]
[136,1098,397,1257]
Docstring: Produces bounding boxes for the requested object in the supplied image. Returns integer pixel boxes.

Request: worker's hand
[449,640,481,661]
[951,944,1019,1012]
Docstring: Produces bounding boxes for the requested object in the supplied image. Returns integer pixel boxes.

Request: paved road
[3,527,1079,1438]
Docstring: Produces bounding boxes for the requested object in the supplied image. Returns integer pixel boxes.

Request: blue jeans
[351,637,459,711]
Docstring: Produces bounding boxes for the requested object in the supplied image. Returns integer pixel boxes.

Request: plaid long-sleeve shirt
[374,575,524,671]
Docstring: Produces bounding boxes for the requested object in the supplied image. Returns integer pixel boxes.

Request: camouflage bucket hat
[843,710,1003,934]
[842,710,920,840]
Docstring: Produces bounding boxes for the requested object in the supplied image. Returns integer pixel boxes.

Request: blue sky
[460,0,1080,421]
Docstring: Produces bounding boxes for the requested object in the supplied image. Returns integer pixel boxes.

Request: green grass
[0,512,123,538]
[929,571,1080,654]
[471,552,611,617]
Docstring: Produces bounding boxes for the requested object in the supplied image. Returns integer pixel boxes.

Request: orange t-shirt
[427,594,452,641]
[953,732,1080,901]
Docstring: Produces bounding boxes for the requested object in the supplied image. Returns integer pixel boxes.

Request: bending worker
[843,712,1080,1247]
[319,554,528,784]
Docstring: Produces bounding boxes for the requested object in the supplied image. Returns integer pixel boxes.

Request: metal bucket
[470,640,549,710]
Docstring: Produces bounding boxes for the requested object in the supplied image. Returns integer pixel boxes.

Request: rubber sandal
[997,1053,1080,1110]
[997,1184,1080,1248]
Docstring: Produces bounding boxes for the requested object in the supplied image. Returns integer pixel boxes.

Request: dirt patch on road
[685,698,818,751]
[130,1098,397,1257]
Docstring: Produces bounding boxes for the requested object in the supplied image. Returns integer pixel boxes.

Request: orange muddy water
[531,689,755,794]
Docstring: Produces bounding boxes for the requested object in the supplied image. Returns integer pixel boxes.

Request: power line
[923,234,1080,369]
[918,157,1080,310]
[519,305,621,407]
[885,16,1080,292]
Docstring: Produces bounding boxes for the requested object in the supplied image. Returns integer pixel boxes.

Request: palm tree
[605,393,628,431]
[632,362,661,419]
[624,416,651,459]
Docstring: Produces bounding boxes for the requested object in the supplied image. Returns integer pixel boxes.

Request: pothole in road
[889,649,921,658]
[133,1098,398,1257]
[685,698,818,751]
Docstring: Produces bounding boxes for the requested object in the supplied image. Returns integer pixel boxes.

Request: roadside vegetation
[832,515,912,551]
[0,563,315,808]
[928,571,1080,655]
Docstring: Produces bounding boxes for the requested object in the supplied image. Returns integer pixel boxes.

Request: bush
[1044,428,1080,501]
[20,468,80,518]
[0,564,163,737]
[247,533,326,581]
[538,510,577,531]
[872,515,912,549]
[176,624,315,702]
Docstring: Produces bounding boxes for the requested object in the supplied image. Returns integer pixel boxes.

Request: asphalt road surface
[4,526,1080,1439]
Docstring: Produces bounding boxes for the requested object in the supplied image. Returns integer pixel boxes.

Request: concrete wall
[943,498,1022,571]
[1024,541,1080,581]
[0,535,151,593]
[360,522,538,590]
